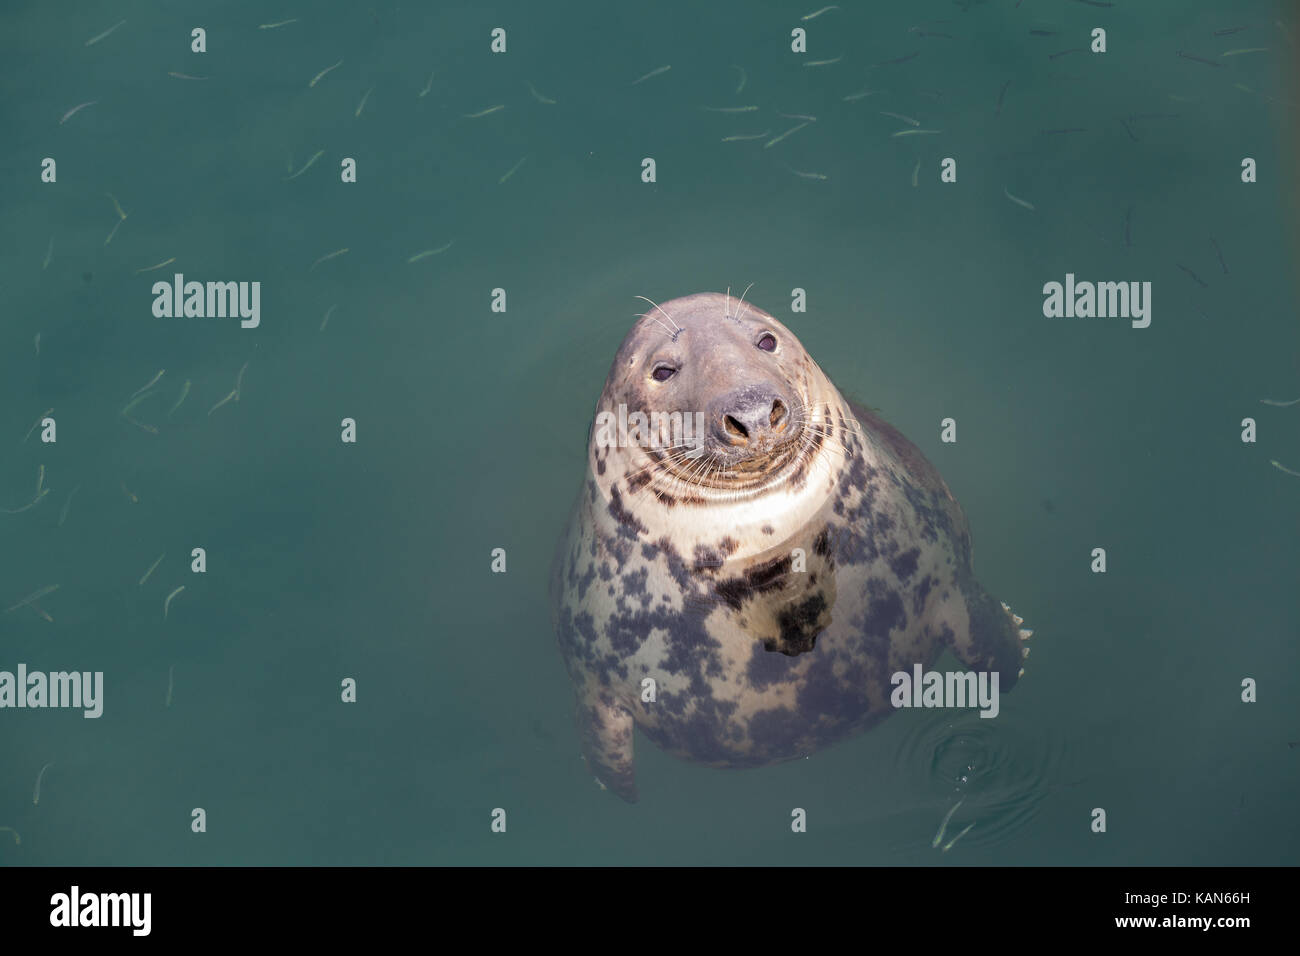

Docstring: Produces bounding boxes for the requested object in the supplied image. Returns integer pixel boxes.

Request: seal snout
[710,385,792,452]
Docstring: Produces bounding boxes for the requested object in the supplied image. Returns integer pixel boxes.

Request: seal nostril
[770,399,787,429]
[724,415,749,441]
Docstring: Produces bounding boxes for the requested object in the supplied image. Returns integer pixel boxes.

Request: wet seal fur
[550,292,1031,801]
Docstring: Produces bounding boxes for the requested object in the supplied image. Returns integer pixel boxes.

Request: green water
[1,0,1297,865]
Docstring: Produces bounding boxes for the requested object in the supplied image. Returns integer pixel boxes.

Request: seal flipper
[952,581,1030,691]
[578,691,638,802]
[846,399,1031,691]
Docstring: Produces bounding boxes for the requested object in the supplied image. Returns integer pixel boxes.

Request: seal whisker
[633,310,676,338]
[635,312,676,339]
[629,444,716,504]
[793,420,851,483]
[734,282,755,321]
[634,295,682,334]
[624,445,700,492]
[788,399,867,438]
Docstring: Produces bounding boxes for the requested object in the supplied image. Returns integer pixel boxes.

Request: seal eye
[756,333,777,352]
[652,365,678,382]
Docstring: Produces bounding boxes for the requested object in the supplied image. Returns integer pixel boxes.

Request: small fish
[59,101,98,125]
[1270,460,1300,477]
[139,553,165,587]
[106,192,128,220]
[996,80,1011,114]
[463,104,505,118]
[208,389,238,416]
[890,128,942,137]
[5,585,59,614]
[880,110,920,126]
[33,334,40,355]
[163,585,185,620]
[702,105,759,112]
[57,485,79,527]
[135,257,176,274]
[166,665,174,708]
[1120,119,1138,141]
[121,482,138,504]
[104,218,124,246]
[764,122,810,148]
[85,19,126,47]
[168,380,191,417]
[0,826,19,846]
[1177,49,1224,67]
[776,111,818,122]
[932,798,963,847]
[355,86,374,118]
[285,149,324,181]
[42,237,53,270]
[1210,237,1229,274]
[1214,27,1247,36]
[1259,397,1300,407]
[167,72,209,80]
[942,822,975,852]
[842,90,875,101]
[419,73,435,98]
[408,242,454,263]
[1048,48,1084,59]
[259,19,299,29]
[24,408,52,443]
[871,51,919,67]
[235,361,249,400]
[721,130,770,142]
[320,305,337,331]
[1003,187,1034,210]
[788,167,828,180]
[0,490,49,514]
[309,247,348,270]
[732,65,747,94]
[911,159,920,187]
[120,390,158,419]
[309,59,343,87]
[804,56,843,67]
[801,5,839,19]
[632,64,671,85]
[1221,48,1268,55]
[33,762,53,806]
[1176,263,1208,287]
[129,369,166,402]
[526,81,555,104]
[498,156,528,184]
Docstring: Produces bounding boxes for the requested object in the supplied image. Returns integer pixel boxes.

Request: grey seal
[551,292,1031,801]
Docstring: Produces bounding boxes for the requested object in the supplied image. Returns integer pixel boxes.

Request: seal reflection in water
[551,292,1030,802]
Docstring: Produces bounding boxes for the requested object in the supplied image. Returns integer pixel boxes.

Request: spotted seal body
[551,292,1029,801]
